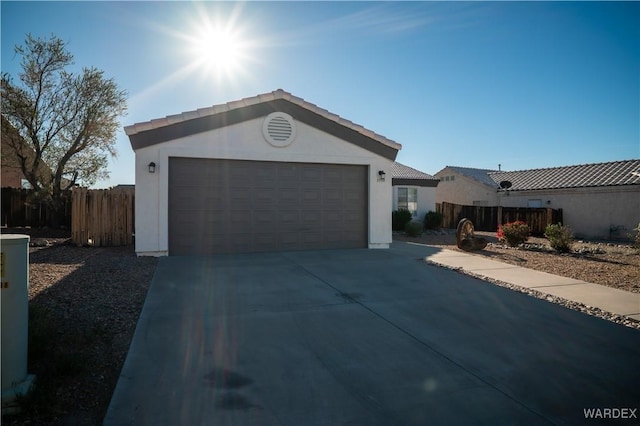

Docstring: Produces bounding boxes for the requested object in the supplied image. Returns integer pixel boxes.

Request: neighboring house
[391,162,439,220]
[1,116,40,188]
[435,166,500,206]
[435,160,640,240]
[125,89,401,256]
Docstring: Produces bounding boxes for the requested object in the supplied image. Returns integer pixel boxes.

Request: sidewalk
[411,244,640,322]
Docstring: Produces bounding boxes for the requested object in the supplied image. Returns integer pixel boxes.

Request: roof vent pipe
[498,163,501,171]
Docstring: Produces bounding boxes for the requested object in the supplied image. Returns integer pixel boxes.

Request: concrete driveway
[104,243,640,425]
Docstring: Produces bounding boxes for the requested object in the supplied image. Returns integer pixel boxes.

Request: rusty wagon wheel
[456,218,475,246]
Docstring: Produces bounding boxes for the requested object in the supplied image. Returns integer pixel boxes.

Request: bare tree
[1,34,127,223]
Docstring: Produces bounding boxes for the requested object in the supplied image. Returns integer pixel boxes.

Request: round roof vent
[263,112,296,147]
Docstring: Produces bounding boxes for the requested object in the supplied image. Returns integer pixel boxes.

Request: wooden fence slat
[70,187,134,247]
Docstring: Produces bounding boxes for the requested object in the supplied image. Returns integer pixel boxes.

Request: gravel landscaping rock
[1,230,157,426]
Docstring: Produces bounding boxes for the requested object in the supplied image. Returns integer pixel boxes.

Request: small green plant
[423,210,443,230]
[392,209,413,231]
[405,220,424,237]
[545,223,574,252]
[497,221,530,247]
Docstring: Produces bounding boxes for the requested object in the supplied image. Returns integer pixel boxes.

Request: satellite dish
[499,180,512,189]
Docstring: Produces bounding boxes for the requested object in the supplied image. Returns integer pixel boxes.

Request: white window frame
[397,187,418,217]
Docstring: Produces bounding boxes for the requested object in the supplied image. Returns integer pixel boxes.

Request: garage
[168,158,367,255]
[126,89,400,256]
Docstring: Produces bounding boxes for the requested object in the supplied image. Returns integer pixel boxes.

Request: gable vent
[263,112,296,147]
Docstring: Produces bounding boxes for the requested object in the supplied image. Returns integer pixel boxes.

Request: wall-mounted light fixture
[378,170,386,181]
[148,162,156,173]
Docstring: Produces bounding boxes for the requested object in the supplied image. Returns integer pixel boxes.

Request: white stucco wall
[497,186,640,240]
[391,185,437,222]
[133,116,394,256]
[435,170,499,206]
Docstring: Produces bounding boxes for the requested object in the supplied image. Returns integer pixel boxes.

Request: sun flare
[188,23,247,78]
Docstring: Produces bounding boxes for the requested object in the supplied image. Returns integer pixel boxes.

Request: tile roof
[489,160,640,190]
[392,162,438,181]
[124,89,401,151]
[440,166,499,187]
[391,162,439,187]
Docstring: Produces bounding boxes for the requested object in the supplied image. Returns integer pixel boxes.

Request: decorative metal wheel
[456,218,487,251]
[456,218,475,247]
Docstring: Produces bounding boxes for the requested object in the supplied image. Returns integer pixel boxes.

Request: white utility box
[1,234,35,413]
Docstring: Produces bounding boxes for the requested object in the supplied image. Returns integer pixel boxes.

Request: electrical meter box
[1,234,36,414]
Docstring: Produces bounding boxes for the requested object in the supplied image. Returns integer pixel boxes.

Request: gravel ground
[2,227,638,424]
[1,230,157,426]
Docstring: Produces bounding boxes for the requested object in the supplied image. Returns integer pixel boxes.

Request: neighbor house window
[397,187,418,217]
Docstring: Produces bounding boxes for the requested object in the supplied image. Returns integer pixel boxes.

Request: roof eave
[126,91,401,161]
[392,178,439,187]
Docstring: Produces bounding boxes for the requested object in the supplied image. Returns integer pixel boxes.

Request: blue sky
[2,1,639,188]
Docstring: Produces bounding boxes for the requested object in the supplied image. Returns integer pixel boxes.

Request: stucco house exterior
[391,162,439,221]
[435,160,640,240]
[435,166,500,206]
[125,89,401,256]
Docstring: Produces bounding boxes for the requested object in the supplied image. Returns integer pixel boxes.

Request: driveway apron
[104,244,640,425]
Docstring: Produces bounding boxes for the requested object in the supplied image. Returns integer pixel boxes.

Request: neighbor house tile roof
[392,162,437,180]
[440,166,499,187]
[488,160,640,191]
[391,162,439,187]
[124,89,401,152]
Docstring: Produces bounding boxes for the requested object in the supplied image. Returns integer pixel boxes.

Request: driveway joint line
[283,254,555,425]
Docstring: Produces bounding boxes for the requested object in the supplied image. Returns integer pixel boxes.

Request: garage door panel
[278,166,299,180]
[172,211,227,228]
[254,210,278,224]
[301,188,322,203]
[255,190,277,205]
[279,233,300,249]
[278,188,299,203]
[323,188,342,201]
[229,210,252,224]
[301,210,321,222]
[169,158,367,255]
[279,211,299,224]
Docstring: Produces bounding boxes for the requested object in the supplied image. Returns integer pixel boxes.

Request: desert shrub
[405,220,424,237]
[392,209,413,231]
[544,223,574,252]
[423,210,443,230]
[497,221,530,247]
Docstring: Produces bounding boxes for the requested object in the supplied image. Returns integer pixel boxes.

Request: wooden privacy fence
[71,187,134,246]
[437,202,562,235]
[1,187,71,228]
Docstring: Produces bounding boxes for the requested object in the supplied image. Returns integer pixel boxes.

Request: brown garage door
[168,158,368,255]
